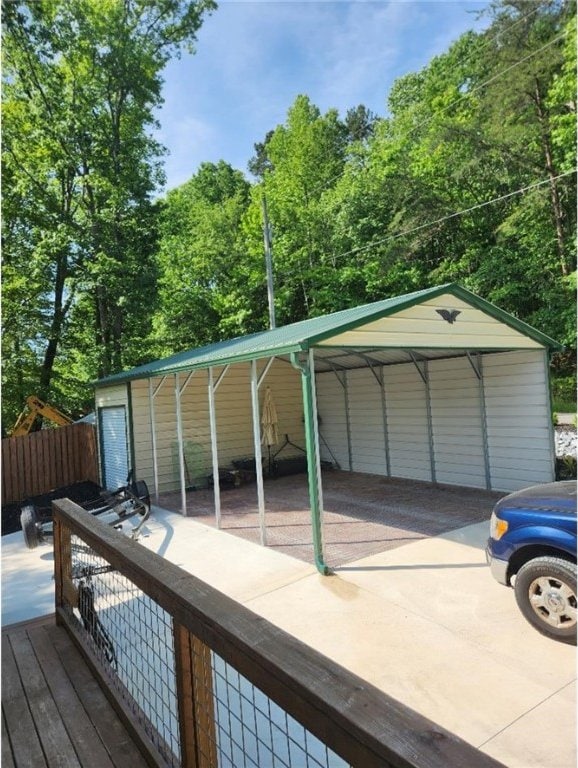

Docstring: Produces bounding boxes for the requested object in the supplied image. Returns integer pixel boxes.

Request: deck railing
[53,498,505,768]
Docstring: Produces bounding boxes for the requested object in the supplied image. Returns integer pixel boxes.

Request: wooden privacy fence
[2,422,99,504]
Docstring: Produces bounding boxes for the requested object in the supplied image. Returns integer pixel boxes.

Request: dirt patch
[2,481,103,536]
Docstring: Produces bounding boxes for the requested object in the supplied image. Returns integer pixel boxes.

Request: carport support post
[208,365,230,529]
[291,350,329,575]
[208,367,222,529]
[175,373,187,515]
[148,376,165,505]
[175,371,195,516]
[250,360,267,546]
[378,368,391,477]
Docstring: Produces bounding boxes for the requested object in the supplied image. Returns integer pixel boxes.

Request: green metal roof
[95,283,561,387]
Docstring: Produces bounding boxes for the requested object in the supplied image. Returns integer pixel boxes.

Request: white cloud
[156,1,489,189]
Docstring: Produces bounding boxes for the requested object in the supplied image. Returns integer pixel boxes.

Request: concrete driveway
[2,508,575,768]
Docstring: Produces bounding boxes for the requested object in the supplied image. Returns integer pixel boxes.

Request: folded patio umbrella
[261,387,279,473]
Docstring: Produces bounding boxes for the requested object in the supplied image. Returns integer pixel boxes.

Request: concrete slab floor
[159,471,504,568]
[2,506,575,768]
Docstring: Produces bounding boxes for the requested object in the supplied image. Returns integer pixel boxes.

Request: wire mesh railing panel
[193,650,351,768]
[54,501,505,768]
[62,534,181,767]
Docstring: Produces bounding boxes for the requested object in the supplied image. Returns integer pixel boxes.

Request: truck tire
[514,556,577,645]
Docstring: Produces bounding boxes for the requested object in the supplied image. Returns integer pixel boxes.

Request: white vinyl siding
[316,351,554,492]
[429,357,486,489]
[317,293,544,350]
[483,350,554,491]
[384,363,432,482]
[96,385,128,410]
[347,368,387,475]
[317,362,432,483]
[130,358,304,494]
[316,373,351,471]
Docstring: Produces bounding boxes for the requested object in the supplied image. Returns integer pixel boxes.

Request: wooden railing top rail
[53,498,506,768]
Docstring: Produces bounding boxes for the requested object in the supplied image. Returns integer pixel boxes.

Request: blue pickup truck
[486,481,577,644]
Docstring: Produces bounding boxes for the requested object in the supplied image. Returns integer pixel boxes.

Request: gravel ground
[555,424,577,457]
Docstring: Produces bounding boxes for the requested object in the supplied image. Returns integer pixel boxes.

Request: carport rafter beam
[257,357,275,387]
[328,365,353,471]
[315,347,385,369]
[342,348,389,375]
[466,352,482,380]
[148,376,167,504]
[324,358,350,373]
[179,370,196,396]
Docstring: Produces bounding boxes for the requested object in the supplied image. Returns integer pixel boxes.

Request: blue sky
[155,1,490,191]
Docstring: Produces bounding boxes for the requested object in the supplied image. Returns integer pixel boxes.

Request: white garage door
[99,406,129,490]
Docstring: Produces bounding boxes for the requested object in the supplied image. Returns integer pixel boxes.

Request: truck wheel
[21,505,41,550]
[514,556,577,645]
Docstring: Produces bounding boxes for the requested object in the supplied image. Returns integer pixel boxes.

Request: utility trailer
[20,475,151,549]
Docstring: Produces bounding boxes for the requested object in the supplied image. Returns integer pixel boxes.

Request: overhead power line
[327,169,576,264]
[306,14,565,198]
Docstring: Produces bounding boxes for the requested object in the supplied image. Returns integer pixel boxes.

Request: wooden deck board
[28,625,116,768]
[1,708,16,768]
[47,624,150,768]
[2,632,48,767]
[1,617,149,768]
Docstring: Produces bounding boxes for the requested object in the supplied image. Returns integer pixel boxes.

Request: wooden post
[53,512,76,624]
[174,623,217,768]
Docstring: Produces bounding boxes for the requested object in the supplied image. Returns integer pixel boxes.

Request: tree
[2,0,215,423]
[244,95,349,322]
[152,161,254,354]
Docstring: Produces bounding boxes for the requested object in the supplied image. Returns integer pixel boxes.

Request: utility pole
[261,194,276,329]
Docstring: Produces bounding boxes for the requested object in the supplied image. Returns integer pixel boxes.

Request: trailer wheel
[132,480,150,511]
[21,505,42,549]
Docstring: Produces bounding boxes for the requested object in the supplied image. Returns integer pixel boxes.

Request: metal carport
[94,283,561,573]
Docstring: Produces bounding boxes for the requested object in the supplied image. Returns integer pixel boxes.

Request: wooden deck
[2,615,149,768]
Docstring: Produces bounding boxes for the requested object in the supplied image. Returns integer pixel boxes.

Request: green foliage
[551,374,577,410]
[150,1,576,373]
[152,161,256,354]
[3,0,576,430]
[2,0,215,425]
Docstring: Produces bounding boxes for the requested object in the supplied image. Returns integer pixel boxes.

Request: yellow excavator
[10,395,73,437]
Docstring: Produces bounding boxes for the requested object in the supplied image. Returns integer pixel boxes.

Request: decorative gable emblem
[436,308,461,324]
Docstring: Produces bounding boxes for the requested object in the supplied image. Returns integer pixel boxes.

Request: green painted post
[291,352,330,575]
